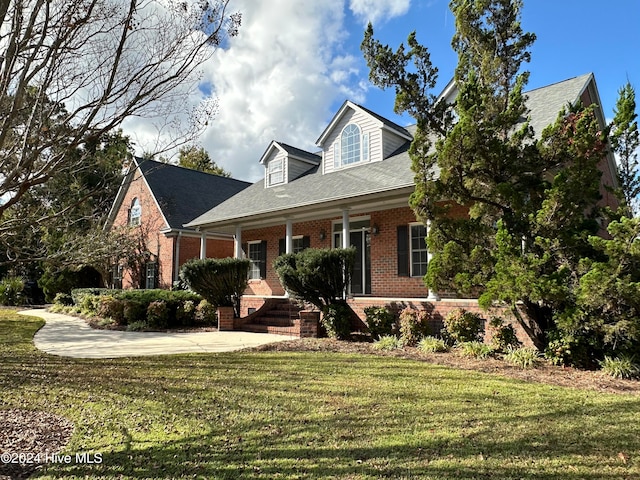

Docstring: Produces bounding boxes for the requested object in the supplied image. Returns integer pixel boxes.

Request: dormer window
[333,123,370,169]
[268,159,284,186]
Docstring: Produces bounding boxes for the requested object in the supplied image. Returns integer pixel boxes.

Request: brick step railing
[241,321,300,336]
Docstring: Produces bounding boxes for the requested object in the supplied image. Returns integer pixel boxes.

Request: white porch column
[426,219,440,301]
[285,218,293,254]
[342,209,350,249]
[234,226,242,258]
[199,231,207,260]
[173,232,182,282]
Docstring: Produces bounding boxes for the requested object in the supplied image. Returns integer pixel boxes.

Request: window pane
[410,224,428,277]
[248,243,262,279]
[341,124,361,165]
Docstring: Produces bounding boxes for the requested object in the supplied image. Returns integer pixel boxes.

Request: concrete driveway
[18,309,297,359]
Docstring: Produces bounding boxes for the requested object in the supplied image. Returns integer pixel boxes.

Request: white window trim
[247,240,263,280]
[340,123,361,166]
[409,222,428,278]
[268,159,284,186]
[129,198,141,226]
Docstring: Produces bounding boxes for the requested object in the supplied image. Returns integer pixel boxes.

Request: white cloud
[123,0,411,182]
[349,0,411,26]
[191,0,373,181]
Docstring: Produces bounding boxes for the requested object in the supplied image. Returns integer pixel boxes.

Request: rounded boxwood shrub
[195,300,217,326]
[123,300,146,325]
[398,307,430,346]
[147,300,169,329]
[364,306,396,340]
[98,296,126,325]
[443,308,484,344]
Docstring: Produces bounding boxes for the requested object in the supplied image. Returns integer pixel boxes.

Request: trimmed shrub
[176,300,197,327]
[443,309,484,344]
[321,303,352,340]
[98,296,126,325]
[71,288,114,306]
[364,306,396,340]
[123,300,146,325]
[273,247,356,310]
[53,293,74,306]
[599,355,640,379]
[488,316,521,351]
[457,341,495,359]
[180,258,250,317]
[418,336,449,353]
[127,320,149,332]
[373,335,403,351]
[147,300,169,329]
[0,277,25,306]
[398,307,430,346]
[195,300,217,326]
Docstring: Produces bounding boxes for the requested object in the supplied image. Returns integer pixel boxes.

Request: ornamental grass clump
[418,336,449,353]
[599,355,640,379]
[373,335,403,351]
[503,346,542,369]
[457,341,494,359]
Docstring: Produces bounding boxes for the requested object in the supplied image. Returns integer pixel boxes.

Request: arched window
[129,198,141,226]
[341,123,361,165]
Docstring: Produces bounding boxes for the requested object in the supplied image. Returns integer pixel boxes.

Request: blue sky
[348,0,640,128]
[124,1,640,182]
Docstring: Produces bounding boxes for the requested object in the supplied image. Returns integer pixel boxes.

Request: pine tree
[611,82,640,217]
[362,0,609,352]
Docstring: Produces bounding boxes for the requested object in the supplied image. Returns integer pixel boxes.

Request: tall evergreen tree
[611,82,640,217]
[362,0,609,353]
[178,146,230,177]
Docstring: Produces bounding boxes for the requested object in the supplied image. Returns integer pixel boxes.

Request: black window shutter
[302,235,311,249]
[397,225,409,277]
[278,238,285,256]
[259,240,267,279]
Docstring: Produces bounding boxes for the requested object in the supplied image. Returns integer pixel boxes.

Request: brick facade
[110,169,234,289]
[240,206,437,298]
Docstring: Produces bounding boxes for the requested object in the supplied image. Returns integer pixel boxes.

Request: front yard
[1,310,640,479]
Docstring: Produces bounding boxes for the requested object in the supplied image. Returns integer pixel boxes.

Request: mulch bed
[0,410,74,480]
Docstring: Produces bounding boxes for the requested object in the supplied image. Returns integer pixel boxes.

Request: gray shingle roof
[276,142,322,164]
[137,159,251,229]
[187,74,594,229]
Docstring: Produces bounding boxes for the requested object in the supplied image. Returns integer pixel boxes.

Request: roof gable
[106,158,251,231]
[315,100,412,146]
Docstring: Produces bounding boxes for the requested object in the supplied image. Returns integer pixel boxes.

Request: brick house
[185,73,618,338]
[105,158,251,289]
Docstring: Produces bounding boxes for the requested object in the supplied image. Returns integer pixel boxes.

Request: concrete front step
[241,323,300,336]
[251,317,300,327]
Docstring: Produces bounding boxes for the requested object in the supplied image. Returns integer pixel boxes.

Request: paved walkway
[18,309,297,359]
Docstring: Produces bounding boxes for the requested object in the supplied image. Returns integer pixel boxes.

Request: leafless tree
[0,0,240,246]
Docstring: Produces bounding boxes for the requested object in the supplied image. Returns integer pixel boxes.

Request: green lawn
[1,311,639,479]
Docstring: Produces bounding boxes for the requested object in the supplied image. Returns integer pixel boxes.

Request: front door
[333,220,371,295]
[349,230,371,295]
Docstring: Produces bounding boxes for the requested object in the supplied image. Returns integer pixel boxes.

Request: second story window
[341,123,361,165]
[129,198,141,226]
[334,123,370,169]
[268,159,284,185]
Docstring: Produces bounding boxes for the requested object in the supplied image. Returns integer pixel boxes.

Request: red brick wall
[110,169,235,289]
[240,207,442,298]
[347,297,533,347]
